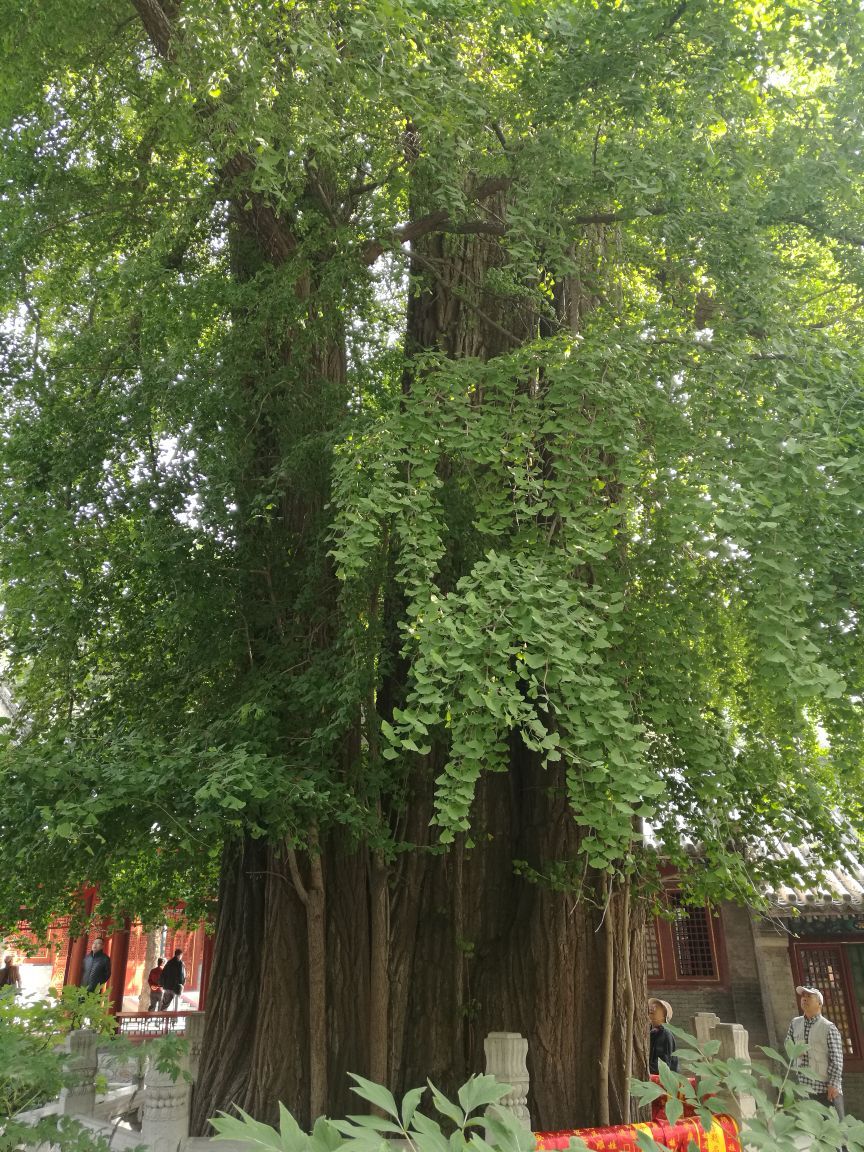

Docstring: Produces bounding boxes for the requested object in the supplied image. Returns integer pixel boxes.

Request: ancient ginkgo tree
[0,0,863,1131]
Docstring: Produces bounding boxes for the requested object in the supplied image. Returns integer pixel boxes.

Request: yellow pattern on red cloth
[533,1113,740,1152]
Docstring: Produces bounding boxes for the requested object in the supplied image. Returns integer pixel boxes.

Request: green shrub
[631,1026,864,1152]
[0,987,116,1152]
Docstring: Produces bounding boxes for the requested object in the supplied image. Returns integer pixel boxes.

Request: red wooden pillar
[198,932,214,1011]
[63,887,98,987]
[108,918,132,1016]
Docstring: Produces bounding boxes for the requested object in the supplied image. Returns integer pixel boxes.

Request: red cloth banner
[648,1074,699,1121]
[534,1112,741,1152]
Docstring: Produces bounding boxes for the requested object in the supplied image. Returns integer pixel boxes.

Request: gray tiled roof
[766,844,864,913]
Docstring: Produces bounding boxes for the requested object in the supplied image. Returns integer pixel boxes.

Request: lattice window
[670,898,717,979]
[646,921,662,979]
[795,945,856,1056]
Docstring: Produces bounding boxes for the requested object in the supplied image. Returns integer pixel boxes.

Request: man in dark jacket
[649,997,678,1074]
[81,938,112,994]
[159,948,186,1010]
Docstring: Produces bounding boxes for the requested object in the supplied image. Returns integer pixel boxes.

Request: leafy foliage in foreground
[211,1073,535,1152]
[0,987,115,1150]
[633,1026,864,1152]
[213,1046,864,1152]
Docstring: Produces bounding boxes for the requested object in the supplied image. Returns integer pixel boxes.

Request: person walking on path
[81,938,111,994]
[786,985,845,1118]
[0,954,21,994]
[649,997,678,1074]
[146,957,165,1011]
[159,948,186,1011]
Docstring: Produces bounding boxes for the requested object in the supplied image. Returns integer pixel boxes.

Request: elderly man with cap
[649,997,678,1074]
[786,985,845,1118]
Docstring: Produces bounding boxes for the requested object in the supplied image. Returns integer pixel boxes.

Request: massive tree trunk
[192,202,648,1134]
[193,755,648,1133]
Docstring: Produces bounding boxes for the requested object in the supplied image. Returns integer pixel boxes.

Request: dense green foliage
[0,987,114,1149]
[0,0,863,929]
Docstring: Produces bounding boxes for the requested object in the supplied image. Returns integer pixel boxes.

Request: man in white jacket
[786,985,845,1118]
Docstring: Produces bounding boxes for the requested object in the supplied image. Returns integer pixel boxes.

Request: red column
[63,887,98,987]
[198,932,214,1011]
[108,918,132,1016]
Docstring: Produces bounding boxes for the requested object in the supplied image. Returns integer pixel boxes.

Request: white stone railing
[16,1013,754,1151]
[481,1018,758,1132]
[13,1012,206,1152]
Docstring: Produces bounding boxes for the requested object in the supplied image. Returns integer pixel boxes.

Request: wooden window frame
[648,894,728,988]
[790,939,864,1070]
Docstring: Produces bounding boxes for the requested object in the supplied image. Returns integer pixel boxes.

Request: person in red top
[147,958,165,1011]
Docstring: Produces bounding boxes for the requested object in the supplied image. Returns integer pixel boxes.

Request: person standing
[159,948,186,1010]
[81,937,112,994]
[786,985,845,1118]
[146,957,165,1011]
[649,997,679,1074]
[0,954,21,994]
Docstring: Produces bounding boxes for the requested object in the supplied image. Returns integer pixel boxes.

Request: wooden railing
[114,1010,192,1039]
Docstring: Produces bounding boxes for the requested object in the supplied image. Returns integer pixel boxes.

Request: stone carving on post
[59,1029,99,1117]
[141,1058,192,1152]
[484,1032,531,1130]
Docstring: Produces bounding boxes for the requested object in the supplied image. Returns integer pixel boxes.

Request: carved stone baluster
[484,1031,531,1129]
[713,1021,756,1124]
[141,1060,191,1152]
[59,1029,99,1117]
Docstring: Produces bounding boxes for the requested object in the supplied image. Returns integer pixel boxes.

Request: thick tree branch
[286,848,308,906]
[362,203,666,265]
[220,154,297,264]
[473,175,513,200]
[489,122,509,152]
[129,0,175,59]
[663,1,688,33]
[130,1,298,263]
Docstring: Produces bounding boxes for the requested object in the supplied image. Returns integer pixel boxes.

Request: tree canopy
[0,0,863,931]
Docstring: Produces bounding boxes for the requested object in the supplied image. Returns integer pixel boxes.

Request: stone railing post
[712,1022,756,1124]
[59,1029,99,1117]
[141,1058,191,1152]
[484,1032,531,1130]
[691,1012,721,1046]
[185,1013,206,1084]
